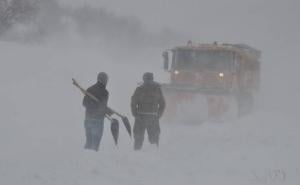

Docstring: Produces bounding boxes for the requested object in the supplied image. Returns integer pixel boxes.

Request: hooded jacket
[83,82,109,119]
[131,81,166,118]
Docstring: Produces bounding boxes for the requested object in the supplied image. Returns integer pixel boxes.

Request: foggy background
[60,0,300,115]
[1,0,299,113]
[0,0,299,184]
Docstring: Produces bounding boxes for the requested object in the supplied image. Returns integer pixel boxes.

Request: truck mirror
[163,51,169,71]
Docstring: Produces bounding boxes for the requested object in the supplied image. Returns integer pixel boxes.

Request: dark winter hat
[97,72,108,86]
[143,72,154,83]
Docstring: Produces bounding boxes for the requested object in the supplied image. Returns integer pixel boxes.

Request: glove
[106,107,114,116]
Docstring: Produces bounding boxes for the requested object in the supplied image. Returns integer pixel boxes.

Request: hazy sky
[58,0,300,113]
[60,0,300,45]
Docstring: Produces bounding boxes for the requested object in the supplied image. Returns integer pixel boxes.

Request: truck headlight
[219,72,224,77]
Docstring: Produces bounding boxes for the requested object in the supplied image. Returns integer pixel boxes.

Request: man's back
[131,81,165,117]
[83,82,109,119]
[131,73,166,150]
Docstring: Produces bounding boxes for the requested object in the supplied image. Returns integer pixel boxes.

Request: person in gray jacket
[131,72,166,150]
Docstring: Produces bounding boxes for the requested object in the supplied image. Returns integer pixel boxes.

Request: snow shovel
[107,107,132,138]
[72,78,131,137]
[110,118,119,145]
[72,78,132,138]
[105,115,119,145]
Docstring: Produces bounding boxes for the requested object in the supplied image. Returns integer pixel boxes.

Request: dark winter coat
[131,81,166,118]
[83,82,110,119]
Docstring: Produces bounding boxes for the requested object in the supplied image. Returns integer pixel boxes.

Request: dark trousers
[84,118,104,151]
[133,115,160,150]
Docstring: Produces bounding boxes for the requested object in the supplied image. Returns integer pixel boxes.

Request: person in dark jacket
[82,72,111,151]
[131,72,166,150]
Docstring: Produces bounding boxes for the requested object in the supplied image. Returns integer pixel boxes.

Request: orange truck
[161,41,261,121]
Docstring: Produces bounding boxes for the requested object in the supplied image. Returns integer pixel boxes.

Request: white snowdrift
[0,42,299,185]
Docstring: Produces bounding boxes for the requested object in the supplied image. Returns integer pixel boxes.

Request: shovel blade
[111,119,119,145]
[121,116,132,137]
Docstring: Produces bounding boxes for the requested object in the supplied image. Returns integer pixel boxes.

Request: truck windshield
[175,49,234,70]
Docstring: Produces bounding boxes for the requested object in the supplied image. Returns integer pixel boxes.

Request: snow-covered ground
[0,41,299,185]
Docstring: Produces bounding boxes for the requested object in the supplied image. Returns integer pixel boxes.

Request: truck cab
[162,42,261,119]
